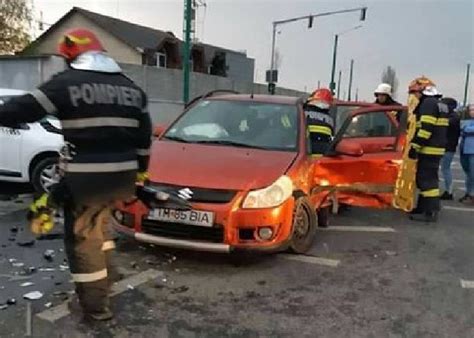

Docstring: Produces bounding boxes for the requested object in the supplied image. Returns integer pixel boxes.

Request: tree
[0,0,32,54]
[381,65,399,97]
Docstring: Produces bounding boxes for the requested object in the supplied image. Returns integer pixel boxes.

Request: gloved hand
[27,194,55,235]
[136,171,149,184]
[408,147,418,160]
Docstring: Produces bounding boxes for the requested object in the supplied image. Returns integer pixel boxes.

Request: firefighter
[0,28,152,320]
[304,88,335,156]
[303,88,335,227]
[407,77,448,222]
[373,83,403,121]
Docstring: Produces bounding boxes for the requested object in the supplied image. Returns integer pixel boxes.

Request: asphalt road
[0,158,473,338]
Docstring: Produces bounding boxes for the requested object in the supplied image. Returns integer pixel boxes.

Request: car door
[0,125,25,178]
[312,106,407,209]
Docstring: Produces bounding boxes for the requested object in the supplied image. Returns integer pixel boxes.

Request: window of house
[155,52,167,68]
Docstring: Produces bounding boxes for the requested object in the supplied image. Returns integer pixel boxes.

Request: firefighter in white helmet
[374,83,402,121]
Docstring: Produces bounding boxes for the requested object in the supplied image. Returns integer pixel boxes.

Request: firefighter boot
[409,211,439,223]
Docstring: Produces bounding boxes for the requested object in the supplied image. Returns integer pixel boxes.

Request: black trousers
[415,155,442,213]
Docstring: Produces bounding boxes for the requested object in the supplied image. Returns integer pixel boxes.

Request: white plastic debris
[0,305,7,310]
[127,284,134,290]
[12,262,25,268]
[8,258,17,263]
[39,268,56,272]
[23,291,43,300]
[20,282,34,287]
[59,264,69,271]
[44,302,52,308]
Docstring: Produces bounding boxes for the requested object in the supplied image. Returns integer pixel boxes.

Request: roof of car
[207,94,300,105]
[0,88,27,96]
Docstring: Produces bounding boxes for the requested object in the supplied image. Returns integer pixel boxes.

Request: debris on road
[0,305,7,310]
[12,262,25,268]
[20,282,35,287]
[23,291,43,300]
[10,226,19,233]
[127,284,134,290]
[39,267,56,272]
[385,251,398,256]
[7,298,16,305]
[17,239,35,247]
[44,302,52,308]
[43,250,55,262]
[59,264,69,271]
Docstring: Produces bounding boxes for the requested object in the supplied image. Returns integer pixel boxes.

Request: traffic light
[308,16,314,28]
[360,8,367,21]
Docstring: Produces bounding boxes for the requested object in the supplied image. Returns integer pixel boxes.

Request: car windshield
[164,100,299,151]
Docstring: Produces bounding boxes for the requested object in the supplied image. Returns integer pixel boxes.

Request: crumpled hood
[148,141,297,191]
[70,51,122,73]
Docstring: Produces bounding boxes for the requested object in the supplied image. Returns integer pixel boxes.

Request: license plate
[147,208,214,227]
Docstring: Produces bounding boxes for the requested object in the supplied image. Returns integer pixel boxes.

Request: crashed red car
[113,93,406,254]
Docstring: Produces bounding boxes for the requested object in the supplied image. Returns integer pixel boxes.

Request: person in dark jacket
[373,83,403,121]
[439,97,461,200]
[407,77,448,222]
[0,28,152,321]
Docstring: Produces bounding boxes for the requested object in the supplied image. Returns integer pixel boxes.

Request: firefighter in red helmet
[304,88,335,156]
[0,28,152,321]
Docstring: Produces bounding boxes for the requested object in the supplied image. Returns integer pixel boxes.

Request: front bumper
[113,196,295,254]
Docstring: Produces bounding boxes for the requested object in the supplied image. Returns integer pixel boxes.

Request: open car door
[312,105,407,209]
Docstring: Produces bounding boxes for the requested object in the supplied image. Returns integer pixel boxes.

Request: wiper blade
[194,140,265,149]
[162,135,190,143]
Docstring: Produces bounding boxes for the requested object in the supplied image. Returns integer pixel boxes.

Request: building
[23,7,255,83]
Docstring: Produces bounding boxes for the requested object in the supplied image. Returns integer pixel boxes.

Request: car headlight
[242,175,293,209]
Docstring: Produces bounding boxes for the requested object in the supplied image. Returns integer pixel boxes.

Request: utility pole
[347,59,354,101]
[337,70,342,99]
[463,63,471,107]
[329,34,339,94]
[329,25,362,95]
[183,0,192,104]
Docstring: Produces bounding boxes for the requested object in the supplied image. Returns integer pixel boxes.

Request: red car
[113,93,406,254]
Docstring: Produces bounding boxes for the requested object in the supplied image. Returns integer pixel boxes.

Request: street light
[329,25,362,94]
[267,6,368,94]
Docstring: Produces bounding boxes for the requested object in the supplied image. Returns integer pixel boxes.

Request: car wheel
[31,157,60,193]
[289,197,317,254]
[317,207,330,228]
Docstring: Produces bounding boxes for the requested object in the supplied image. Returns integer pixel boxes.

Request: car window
[344,111,396,138]
[165,100,298,151]
[330,105,363,133]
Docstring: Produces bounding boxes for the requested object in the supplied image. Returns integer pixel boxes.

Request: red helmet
[307,88,334,109]
[57,28,105,61]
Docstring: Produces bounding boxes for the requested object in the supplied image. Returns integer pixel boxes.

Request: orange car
[113,93,406,254]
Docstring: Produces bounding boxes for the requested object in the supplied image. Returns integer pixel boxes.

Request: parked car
[113,93,406,254]
[0,88,63,193]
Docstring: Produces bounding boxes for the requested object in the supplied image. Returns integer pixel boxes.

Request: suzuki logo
[178,188,193,201]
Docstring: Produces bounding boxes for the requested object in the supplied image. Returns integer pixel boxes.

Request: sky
[33,0,473,103]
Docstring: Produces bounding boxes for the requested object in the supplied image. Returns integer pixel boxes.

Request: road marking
[443,206,474,212]
[278,254,340,267]
[460,279,474,289]
[36,269,163,322]
[318,226,396,233]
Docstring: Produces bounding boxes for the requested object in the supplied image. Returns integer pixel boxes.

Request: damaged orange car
[113,93,406,254]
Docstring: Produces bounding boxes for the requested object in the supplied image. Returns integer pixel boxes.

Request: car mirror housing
[335,139,364,157]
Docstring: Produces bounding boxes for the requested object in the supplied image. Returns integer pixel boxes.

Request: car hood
[148,141,298,191]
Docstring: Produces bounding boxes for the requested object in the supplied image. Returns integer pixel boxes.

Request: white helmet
[374,83,392,96]
[422,85,441,97]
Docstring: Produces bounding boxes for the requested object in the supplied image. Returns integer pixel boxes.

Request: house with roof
[23,7,255,83]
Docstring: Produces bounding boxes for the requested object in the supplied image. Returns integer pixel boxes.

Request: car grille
[152,183,237,204]
[142,220,224,243]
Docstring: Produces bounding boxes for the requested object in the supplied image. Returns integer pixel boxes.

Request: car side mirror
[335,139,364,157]
[153,124,168,138]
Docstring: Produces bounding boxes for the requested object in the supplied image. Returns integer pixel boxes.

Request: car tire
[317,207,330,228]
[31,157,59,193]
[289,197,317,254]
